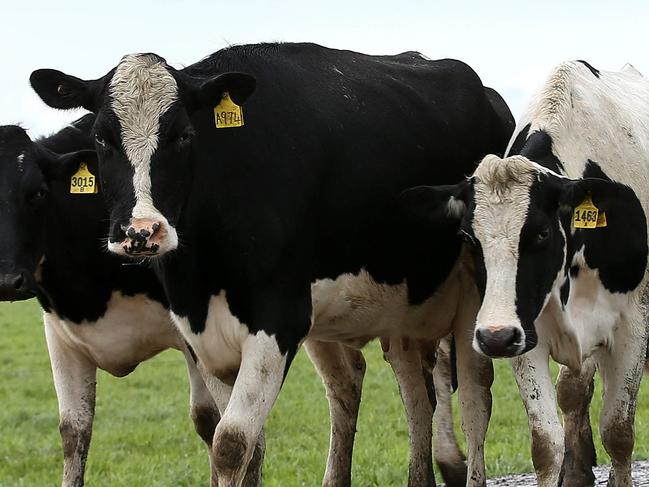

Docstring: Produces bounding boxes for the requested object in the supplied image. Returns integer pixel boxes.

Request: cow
[0,118,472,487]
[401,61,649,486]
[0,117,251,487]
[30,42,514,486]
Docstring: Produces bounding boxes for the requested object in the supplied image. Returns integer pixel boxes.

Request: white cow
[403,61,649,486]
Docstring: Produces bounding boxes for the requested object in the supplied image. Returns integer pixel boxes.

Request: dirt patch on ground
[490,461,649,486]
[441,461,649,486]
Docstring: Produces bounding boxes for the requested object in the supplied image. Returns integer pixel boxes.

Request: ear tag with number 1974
[214,91,244,128]
[70,163,98,194]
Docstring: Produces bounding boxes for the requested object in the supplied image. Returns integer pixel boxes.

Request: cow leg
[453,279,492,487]
[212,332,289,487]
[556,358,597,487]
[511,345,563,487]
[598,316,646,487]
[198,363,265,487]
[383,337,437,487]
[432,336,467,487]
[44,315,97,487]
[179,345,223,485]
[304,340,366,487]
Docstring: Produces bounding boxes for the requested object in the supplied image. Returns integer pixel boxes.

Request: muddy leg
[44,314,97,487]
[304,340,366,487]
[556,358,597,487]
[432,336,467,487]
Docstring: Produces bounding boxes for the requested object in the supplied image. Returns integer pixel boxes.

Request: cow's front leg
[453,278,492,487]
[598,313,646,487]
[511,345,563,487]
[212,331,292,487]
[556,358,597,487]
[304,340,366,487]
[198,362,265,487]
[180,344,223,484]
[44,315,97,487]
[383,336,436,487]
[432,336,467,487]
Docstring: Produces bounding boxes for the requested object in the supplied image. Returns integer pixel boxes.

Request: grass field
[1,300,649,486]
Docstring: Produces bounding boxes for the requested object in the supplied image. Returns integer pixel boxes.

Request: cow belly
[310,269,462,346]
[170,269,463,382]
[46,292,179,377]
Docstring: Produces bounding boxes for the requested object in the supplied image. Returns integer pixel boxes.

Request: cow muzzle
[473,325,524,358]
[108,217,178,257]
[0,271,35,301]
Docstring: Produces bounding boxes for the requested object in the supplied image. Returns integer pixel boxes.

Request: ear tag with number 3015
[70,163,98,194]
[214,91,244,128]
[573,195,606,229]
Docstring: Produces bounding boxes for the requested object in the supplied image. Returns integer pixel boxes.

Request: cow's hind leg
[433,336,467,487]
[383,337,437,487]
[44,315,97,487]
[304,340,366,487]
[556,358,597,487]
[598,313,646,487]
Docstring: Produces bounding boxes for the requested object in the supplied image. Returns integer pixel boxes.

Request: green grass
[1,300,648,486]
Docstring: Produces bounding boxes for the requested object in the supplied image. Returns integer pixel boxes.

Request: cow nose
[0,271,34,301]
[120,218,165,256]
[475,326,523,357]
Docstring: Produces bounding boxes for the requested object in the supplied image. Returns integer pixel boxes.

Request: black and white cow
[403,61,649,487]
[0,118,233,487]
[30,42,514,486]
[0,120,471,487]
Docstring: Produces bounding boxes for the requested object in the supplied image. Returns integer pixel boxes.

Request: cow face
[401,154,618,358]
[0,126,91,300]
[30,54,256,258]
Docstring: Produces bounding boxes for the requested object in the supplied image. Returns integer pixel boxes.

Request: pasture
[1,299,649,486]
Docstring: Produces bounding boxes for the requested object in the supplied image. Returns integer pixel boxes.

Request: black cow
[0,117,230,487]
[31,42,514,486]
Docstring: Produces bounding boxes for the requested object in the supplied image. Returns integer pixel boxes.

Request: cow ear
[181,72,256,111]
[30,69,105,112]
[400,179,473,223]
[560,177,619,210]
[40,149,98,181]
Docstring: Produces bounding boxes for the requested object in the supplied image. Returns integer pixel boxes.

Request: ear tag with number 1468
[70,163,98,194]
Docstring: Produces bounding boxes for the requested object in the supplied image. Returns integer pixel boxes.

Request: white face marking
[17,153,24,172]
[471,155,536,353]
[109,54,179,246]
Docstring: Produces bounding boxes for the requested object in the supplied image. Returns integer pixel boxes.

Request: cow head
[30,54,256,258]
[0,125,93,300]
[401,154,620,358]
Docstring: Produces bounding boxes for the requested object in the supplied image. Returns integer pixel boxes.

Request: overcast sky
[2,0,647,137]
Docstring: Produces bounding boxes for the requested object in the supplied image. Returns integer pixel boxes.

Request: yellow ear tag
[573,195,606,229]
[70,163,98,194]
[214,91,244,128]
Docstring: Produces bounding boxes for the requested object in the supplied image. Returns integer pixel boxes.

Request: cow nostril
[12,274,23,291]
[476,326,522,357]
[510,328,522,346]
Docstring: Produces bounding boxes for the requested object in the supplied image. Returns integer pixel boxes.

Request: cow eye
[177,129,194,147]
[95,133,108,148]
[460,229,476,246]
[536,227,551,243]
[30,185,49,204]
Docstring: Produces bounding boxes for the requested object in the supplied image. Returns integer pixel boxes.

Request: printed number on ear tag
[70,163,98,194]
[214,91,244,128]
[573,195,606,229]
